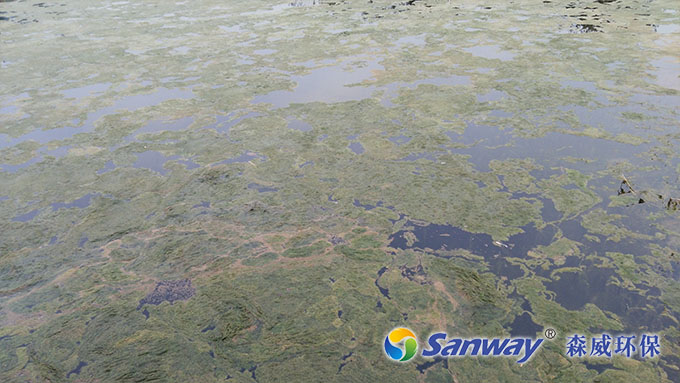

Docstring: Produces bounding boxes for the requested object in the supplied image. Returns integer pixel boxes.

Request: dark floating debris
[137,279,195,309]
[329,235,345,245]
[399,261,428,285]
[618,175,636,195]
[617,175,678,210]
[572,24,602,33]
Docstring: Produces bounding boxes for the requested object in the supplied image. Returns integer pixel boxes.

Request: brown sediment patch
[1,308,50,328]
[433,280,459,311]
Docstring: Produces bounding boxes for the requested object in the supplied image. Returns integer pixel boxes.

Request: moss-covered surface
[1,0,679,381]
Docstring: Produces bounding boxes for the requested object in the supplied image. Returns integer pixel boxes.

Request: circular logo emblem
[384,327,418,362]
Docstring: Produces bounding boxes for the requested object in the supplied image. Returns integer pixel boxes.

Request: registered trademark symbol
[545,328,556,339]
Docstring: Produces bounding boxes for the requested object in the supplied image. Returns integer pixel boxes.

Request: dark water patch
[375,267,390,299]
[137,279,195,309]
[133,151,180,175]
[251,57,382,108]
[583,361,615,374]
[96,160,116,174]
[416,358,448,374]
[544,268,615,310]
[177,158,200,170]
[201,324,215,333]
[0,88,194,151]
[141,308,149,320]
[540,197,562,222]
[492,260,524,279]
[66,361,87,379]
[509,312,542,337]
[389,218,677,330]
[447,123,643,173]
[248,366,257,381]
[521,297,532,312]
[209,350,215,358]
[248,183,278,193]
[389,221,555,266]
[204,111,263,134]
[353,199,393,211]
[287,117,313,132]
[559,219,591,242]
[376,300,382,308]
[661,355,680,383]
[11,208,40,222]
[337,351,353,373]
[348,141,364,154]
[51,193,99,211]
[337,310,342,318]
[477,89,507,103]
[544,267,675,331]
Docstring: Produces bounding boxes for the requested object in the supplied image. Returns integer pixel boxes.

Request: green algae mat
[1,0,680,381]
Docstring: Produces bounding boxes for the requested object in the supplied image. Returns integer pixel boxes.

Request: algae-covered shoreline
[1,0,679,381]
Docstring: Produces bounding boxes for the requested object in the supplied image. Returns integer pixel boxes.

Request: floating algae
[1,0,679,381]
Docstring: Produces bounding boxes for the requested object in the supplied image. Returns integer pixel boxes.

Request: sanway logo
[383,330,546,364]
[423,333,544,364]
[384,328,418,362]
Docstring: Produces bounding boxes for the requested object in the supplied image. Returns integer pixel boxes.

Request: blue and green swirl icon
[384,328,418,362]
